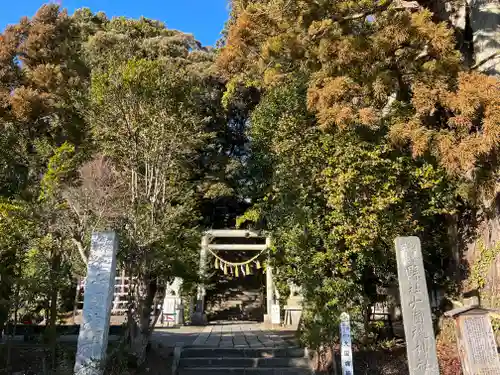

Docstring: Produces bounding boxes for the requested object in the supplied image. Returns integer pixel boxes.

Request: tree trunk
[469,0,500,73]
[0,287,11,342]
[445,213,461,284]
[127,273,158,366]
[438,0,500,72]
[362,304,372,344]
[4,282,19,373]
[312,345,336,373]
[47,252,61,370]
[0,250,16,342]
[73,277,80,324]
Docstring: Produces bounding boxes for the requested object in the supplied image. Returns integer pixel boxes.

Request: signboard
[163,297,177,314]
[339,312,354,375]
[162,297,177,325]
[457,314,500,375]
[271,304,281,325]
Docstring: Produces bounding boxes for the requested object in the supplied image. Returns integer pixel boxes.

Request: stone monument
[74,232,118,375]
[445,305,500,375]
[395,236,439,375]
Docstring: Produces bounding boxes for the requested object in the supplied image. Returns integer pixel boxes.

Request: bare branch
[336,0,420,22]
[382,92,397,118]
[72,237,88,265]
[471,51,500,71]
[416,45,429,60]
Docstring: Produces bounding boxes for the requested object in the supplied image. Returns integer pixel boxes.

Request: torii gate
[191,229,277,325]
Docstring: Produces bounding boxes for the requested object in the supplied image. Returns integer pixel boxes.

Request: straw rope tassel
[206,248,265,267]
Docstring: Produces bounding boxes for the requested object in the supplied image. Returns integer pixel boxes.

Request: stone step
[178,357,310,368]
[180,347,306,358]
[178,368,312,375]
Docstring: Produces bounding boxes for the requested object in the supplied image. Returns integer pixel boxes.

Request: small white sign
[340,312,354,375]
[165,314,175,322]
[271,304,281,324]
[163,297,177,314]
[162,297,178,325]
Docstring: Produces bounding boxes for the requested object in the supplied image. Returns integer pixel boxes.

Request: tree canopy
[220,0,500,349]
[1,1,500,371]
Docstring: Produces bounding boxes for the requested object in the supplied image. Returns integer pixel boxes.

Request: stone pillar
[395,236,439,375]
[192,236,208,325]
[74,232,118,375]
[265,237,274,323]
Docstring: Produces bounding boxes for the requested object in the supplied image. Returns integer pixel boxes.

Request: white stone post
[74,232,118,375]
[192,236,208,325]
[265,237,274,323]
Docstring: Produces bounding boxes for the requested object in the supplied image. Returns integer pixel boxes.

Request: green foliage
[238,78,458,348]
[217,0,483,351]
[0,6,229,366]
[83,18,223,360]
[19,234,73,313]
[0,199,33,334]
[3,2,495,368]
[40,142,77,201]
[88,55,208,257]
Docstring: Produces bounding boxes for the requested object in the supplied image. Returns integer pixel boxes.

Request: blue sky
[0,0,230,46]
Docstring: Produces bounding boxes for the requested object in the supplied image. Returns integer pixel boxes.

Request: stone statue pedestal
[284,297,303,327]
[283,283,303,327]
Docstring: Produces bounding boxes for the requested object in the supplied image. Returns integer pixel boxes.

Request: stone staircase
[176,347,313,375]
[206,274,265,322]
